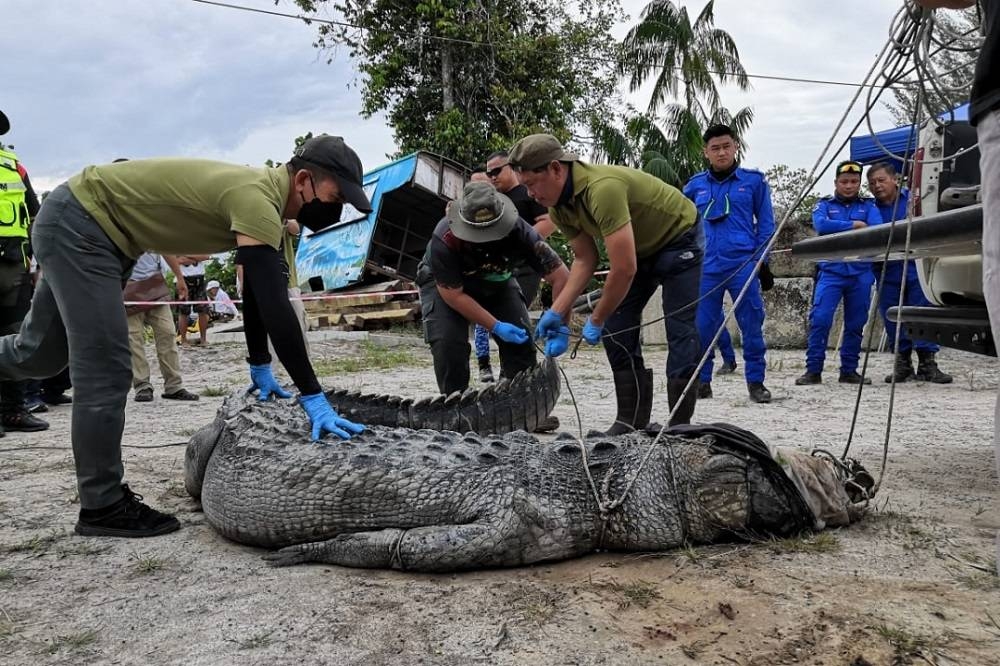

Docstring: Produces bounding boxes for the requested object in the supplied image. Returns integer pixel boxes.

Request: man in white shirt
[206,279,238,321]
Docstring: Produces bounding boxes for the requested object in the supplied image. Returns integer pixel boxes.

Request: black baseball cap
[293,135,372,213]
[0,110,9,136]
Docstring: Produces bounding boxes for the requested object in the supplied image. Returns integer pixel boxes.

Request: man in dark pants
[511,134,703,432]
[867,161,952,384]
[0,135,369,538]
[418,181,570,400]
[0,110,49,435]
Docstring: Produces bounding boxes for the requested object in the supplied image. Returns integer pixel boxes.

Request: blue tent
[849,103,970,164]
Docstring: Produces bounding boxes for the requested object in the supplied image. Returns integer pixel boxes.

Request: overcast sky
[9,0,908,192]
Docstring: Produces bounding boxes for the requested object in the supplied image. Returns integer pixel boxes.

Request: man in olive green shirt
[0,135,371,539]
[510,134,704,431]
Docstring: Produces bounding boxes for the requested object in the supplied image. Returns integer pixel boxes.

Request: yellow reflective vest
[0,147,30,240]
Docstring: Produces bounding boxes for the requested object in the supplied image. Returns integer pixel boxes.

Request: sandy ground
[1,335,998,666]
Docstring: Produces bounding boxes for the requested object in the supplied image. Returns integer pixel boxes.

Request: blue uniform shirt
[870,188,918,283]
[811,195,882,276]
[683,167,775,275]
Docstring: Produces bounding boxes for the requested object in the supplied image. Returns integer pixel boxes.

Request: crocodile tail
[407,356,561,435]
[325,356,561,436]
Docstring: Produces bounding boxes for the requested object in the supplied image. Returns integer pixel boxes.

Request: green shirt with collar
[548,162,697,258]
[68,159,289,259]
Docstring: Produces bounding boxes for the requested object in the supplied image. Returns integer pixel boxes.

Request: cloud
[12,0,913,193]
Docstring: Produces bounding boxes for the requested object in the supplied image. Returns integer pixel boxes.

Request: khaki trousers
[128,304,183,393]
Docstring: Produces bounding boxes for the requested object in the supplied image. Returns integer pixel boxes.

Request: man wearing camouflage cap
[509,133,703,432]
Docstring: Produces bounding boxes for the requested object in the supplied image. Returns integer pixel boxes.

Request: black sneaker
[134,387,154,402]
[2,410,49,432]
[748,382,772,403]
[697,383,713,399]
[162,388,200,401]
[75,484,180,538]
[478,365,495,384]
[838,372,872,385]
[795,372,822,385]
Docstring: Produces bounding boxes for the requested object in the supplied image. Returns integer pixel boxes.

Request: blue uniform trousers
[806,269,874,375]
[875,265,938,354]
[717,325,736,365]
[696,264,766,384]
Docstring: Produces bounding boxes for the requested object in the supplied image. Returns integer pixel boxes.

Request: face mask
[297,176,344,233]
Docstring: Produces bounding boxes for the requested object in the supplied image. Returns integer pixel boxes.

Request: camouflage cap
[508,134,578,171]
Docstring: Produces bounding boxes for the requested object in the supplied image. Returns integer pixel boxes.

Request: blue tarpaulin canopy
[849,103,970,164]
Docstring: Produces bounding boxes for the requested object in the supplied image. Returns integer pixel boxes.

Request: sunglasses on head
[485,164,508,178]
[837,163,863,175]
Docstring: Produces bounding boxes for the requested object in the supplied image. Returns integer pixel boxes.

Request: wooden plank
[303,293,394,315]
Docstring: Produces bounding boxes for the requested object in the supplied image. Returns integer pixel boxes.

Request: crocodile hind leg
[264,523,525,572]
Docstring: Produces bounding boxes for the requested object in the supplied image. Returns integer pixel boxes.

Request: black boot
[478,357,494,384]
[915,350,952,384]
[604,368,653,435]
[667,376,698,427]
[884,351,915,383]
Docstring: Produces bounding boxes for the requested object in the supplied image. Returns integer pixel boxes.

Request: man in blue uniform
[796,161,882,385]
[684,124,775,403]
[867,162,952,384]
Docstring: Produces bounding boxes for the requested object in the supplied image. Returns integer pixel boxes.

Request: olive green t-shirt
[548,162,697,258]
[68,159,289,259]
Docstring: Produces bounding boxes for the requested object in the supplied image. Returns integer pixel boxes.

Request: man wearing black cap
[417,181,570,399]
[509,133,703,432]
[795,161,881,386]
[0,134,371,539]
[0,110,50,436]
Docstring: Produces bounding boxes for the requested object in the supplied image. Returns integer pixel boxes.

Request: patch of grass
[41,629,99,655]
[131,551,167,574]
[55,542,111,558]
[234,630,276,650]
[873,623,950,663]
[0,568,11,581]
[313,341,424,375]
[199,385,230,397]
[162,479,190,499]
[596,579,662,610]
[0,619,19,639]
[1,532,60,556]
[768,531,841,554]
[516,589,562,626]
[677,543,703,563]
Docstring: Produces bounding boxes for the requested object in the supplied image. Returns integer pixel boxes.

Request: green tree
[764,164,821,221]
[591,0,751,187]
[290,0,623,165]
[619,0,748,121]
[885,7,979,126]
[591,103,753,188]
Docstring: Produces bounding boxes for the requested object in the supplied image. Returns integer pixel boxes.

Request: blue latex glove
[247,364,292,401]
[534,308,565,340]
[582,317,604,345]
[299,393,366,440]
[491,321,529,344]
[543,325,571,357]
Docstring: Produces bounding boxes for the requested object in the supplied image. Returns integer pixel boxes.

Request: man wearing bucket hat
[0,134,371,539]
[417,181,570,402]
[795,160,882,386]
[510,133,703,432]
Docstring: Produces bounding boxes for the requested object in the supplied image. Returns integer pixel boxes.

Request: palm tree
[591,104,754,188]
[619,0,750,124]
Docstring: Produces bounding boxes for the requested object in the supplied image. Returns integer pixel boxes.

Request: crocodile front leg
[263,522,533,572]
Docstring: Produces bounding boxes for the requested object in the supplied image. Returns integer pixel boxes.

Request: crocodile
[326,355,560,436]
[185,391,869,572]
